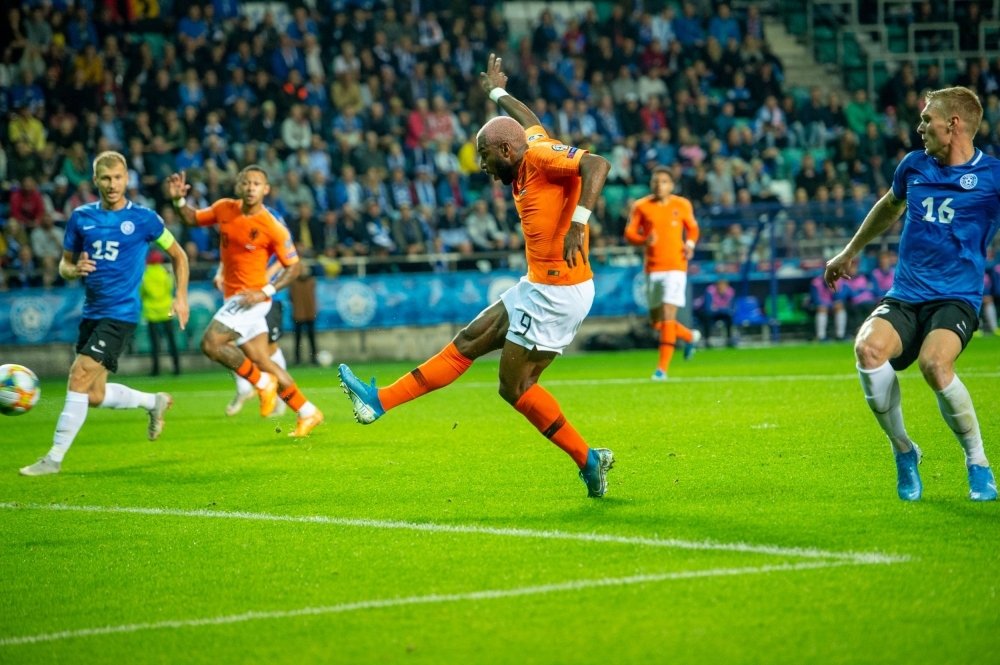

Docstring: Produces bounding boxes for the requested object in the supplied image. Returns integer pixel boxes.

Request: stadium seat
[776,294,810,325]
[735,296,770,326]
[627,184,648,202]
[134,321,151,354]
[602,185,626,216]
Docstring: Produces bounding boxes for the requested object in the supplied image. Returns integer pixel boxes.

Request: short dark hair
[651,165,673,179]
[238,164,269,183]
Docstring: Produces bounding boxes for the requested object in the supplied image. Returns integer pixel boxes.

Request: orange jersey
[195,198,298,298]
[624,194,700,273]
[511,126,592,286]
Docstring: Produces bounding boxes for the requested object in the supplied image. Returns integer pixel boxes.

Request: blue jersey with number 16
[889,149,1000,312]
[63,200,166,323]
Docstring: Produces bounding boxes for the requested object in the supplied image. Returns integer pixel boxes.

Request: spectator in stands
[392,202,428,256]
[709,4,741,45]
[695,279,737,347]
[465,199,506,251]
[841,259,877,337]
[29,213,63,288]
[10,176,46,227]
[845,89,878,136]
[674,2,706,50]
[9,244,42,289]
[795,153,824,199]
[871,250,896,297]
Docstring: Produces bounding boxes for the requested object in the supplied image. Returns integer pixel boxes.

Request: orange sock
[378,342,473,411]
[279,383,307,411]
[513,384,590,468]
[658,320,676,372]
[675,322,693,343]
[235,358,262,386]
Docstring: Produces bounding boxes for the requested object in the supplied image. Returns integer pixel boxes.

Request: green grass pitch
[1,338,999,663]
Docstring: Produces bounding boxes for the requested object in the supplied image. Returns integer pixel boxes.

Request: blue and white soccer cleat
[684,329,702,361]
[338,364,385,424]
[579,448,615,498]
[894,444,923,501]
[968,465,998,502]
[651,369,668,381]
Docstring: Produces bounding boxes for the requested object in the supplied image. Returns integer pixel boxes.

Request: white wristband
[262,284,276,297]
[489,88,510,103]
[172,197,186,208]
[571,205,591,225]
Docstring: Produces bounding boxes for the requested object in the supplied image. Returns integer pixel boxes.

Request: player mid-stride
[338,54,615,497]
[168,167,323,437]
[826,86,999,502]
[624,166,701,380]
[20,151,189,476]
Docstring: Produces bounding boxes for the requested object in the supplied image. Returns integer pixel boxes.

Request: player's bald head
[477,116,526,151]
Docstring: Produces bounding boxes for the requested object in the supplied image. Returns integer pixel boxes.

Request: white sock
[270,348,287,370]
[48,391,89,463]
[835,308,847,338]
[858,362,913,453]
[297,400,317,418]
[255,372,272,389]
[983,301,998,333]
[935,375,988,467]
[234,374,254,397]
[100,383,156,410]
[816,311,828,340]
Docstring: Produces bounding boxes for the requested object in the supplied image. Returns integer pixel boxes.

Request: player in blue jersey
[20,151,190,476]
[825,87,999,502]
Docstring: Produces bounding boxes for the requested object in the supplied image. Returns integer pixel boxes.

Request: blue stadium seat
[734,296,770,326]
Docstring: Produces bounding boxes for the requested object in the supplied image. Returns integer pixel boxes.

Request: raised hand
[480,53,508,94]
[167,171,191,200]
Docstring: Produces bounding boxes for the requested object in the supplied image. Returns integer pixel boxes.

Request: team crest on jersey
[120,221,135,235]
[249,228,260,241]
[527,133,544,141]
[551,144,569,152]
[960,173,978,189]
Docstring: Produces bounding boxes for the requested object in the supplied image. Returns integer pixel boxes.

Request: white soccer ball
[0,364,41,416]
[316,350,334,368]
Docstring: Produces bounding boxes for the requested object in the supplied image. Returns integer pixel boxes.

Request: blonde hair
[92,150,128,174]
[925,86,983,132]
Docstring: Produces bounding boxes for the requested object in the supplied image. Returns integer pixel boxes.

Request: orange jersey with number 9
[511,126,593,286]
[195,198,299,298]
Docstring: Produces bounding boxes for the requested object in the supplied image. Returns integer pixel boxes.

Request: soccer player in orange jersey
[167,166,324,437]
[624,167,701,380]
[338,55,616,497]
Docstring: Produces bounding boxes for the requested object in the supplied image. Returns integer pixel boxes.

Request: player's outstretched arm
[480,53,543,130]
[563,153,612,268]
[167,171,200,226]
[58,250,95,281]
[164,238,190,330]
[825,190,906,289]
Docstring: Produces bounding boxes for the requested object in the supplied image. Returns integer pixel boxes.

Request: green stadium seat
[134,320,151,354]
[627,184,648,202]
[780,148,805,179]
[776,294,811,325]
[602,185,627,217]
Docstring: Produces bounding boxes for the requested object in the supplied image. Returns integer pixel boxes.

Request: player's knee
[854,337,887,369]
[87,386,105,407]
[497,377,527,405]
[917,354,952,389]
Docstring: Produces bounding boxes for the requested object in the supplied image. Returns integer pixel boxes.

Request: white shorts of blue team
[500,277,595,354]
[212,295,273,346]
[646,270,687,309]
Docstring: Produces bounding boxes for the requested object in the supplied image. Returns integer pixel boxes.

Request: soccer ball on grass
[316,350,334,368]
[0,364,41,416]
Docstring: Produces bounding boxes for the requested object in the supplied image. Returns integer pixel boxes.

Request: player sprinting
[168,166,323,437]
[219,204,290,418]
[825,86,999,502]
[20,151,190,476]
[338,54,615,497]
[624,166,701,380]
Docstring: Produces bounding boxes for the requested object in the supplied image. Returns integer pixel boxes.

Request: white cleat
[148,392,172,441]
[269,398,288,418]
[20,456,61,476]
[225,390,255,417]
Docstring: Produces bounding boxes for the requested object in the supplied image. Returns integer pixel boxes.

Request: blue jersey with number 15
[889,149,1000,312]
[63,200,166,323]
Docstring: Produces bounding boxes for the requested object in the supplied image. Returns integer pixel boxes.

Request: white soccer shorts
[647,270,688,308]
[500,277,595,354]
[212,295,273,346]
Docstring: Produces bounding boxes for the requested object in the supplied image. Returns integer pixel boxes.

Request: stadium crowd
[1,0,999,328]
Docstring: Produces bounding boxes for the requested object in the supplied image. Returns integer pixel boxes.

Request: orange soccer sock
[279,383,308,412]
[513,384,590,468]
[658,320,677,372]
[378,342,474,412]
[674,322,694,344]
[235,358,262,386]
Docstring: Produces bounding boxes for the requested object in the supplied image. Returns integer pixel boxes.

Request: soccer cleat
[894,444,923,501]
[651,369,668,381]
[288,407,324,437]
[19,456,61,476]
[147,392,172,441]
[225,390,255,417]
[270,398,288,418]
[579,448,615,498]
[968,465,998,501]
[338,364,385,424]
[257,373,278,417]
[684,329,702,360]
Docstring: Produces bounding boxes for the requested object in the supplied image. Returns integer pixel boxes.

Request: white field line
[0,560,865,647]
[176,371,1000,398]
[0,503,907,565]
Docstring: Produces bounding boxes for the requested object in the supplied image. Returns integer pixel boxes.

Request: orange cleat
[288,408,324,437]
[257,373,278,417]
